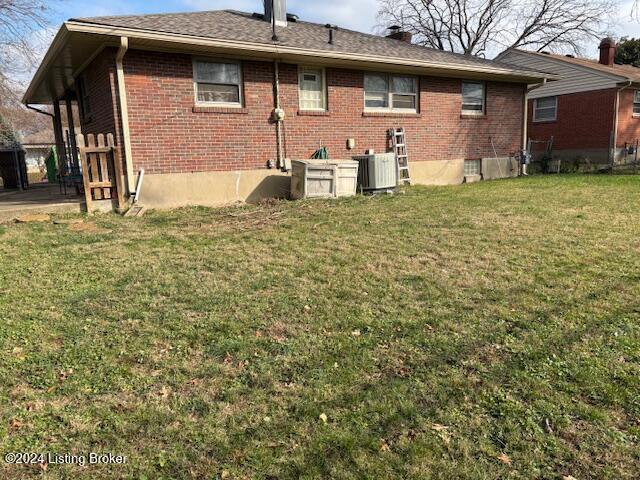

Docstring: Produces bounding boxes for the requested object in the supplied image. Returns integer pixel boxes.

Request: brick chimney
[599,37,616,66]
[386,25,412,44]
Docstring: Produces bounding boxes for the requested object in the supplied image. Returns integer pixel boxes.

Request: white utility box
[290,159,359,199]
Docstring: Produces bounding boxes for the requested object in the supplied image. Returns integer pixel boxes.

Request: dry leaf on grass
[498,453,512,465]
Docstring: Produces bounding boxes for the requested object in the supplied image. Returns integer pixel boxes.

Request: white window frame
[298,66,327,111]
[633,91,640,117]
[461,81,485,115]
[363,73,418,113]
[192,58,243,108]
[464,159,481,176]
[533,96,557,122]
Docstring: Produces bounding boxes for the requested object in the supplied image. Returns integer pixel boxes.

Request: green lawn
[1,175,639,479]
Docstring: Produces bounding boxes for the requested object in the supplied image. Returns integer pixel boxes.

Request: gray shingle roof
[70,10,541,76]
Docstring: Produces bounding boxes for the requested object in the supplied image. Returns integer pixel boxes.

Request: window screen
[299,67,326,110]
[533,96,557,122]
[364,73,417,111]
[194,61,242,105]
[462,82,485,114]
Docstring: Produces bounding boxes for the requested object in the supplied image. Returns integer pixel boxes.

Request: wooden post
[52,100,67,175]
[108,134,126,211]
[77,133,93,213]
[65,95,79,170]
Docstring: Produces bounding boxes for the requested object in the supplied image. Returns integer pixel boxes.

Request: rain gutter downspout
[115,36,135,195]
[25,105,54,118]
[524,79,547,150]
[274,60,285,170]
[612,80,633,167]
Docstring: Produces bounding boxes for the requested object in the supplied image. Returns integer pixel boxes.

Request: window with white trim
[461,81,485,114]
[533,96,557,122]
[633,91,640,116]
[193,60,242,106]
[299,67,326,110]
[364,73,418,111]
[464,159,481,176]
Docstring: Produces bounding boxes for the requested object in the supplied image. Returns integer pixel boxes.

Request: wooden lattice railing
[77,133,126,213]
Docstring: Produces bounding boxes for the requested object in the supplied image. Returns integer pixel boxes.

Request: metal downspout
[115,36,135,195]
[274,60,285,170]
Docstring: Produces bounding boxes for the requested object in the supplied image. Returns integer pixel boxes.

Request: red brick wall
[527,89,616,150]
[78,48,126,166]
[79,49,121,146]
[84,50,525,175]
[616,88,640,147]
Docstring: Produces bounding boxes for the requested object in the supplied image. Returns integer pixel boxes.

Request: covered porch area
[0,183,84,223]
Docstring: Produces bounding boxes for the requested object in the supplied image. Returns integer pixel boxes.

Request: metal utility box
[353,153,396,191]
[290,159,359,199]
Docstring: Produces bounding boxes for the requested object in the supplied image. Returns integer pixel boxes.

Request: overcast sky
[41,0,640,59]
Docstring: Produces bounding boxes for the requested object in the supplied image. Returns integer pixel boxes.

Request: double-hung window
[299,67,326,111]
[193,60,242,106]
[364,73,418,112]
[461,81,485,114]
[533,96,557,122]
[633,91,640,116]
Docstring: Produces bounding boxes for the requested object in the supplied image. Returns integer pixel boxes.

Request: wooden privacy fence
[77,133,126,212]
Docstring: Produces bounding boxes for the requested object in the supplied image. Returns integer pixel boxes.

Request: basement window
[633,91,640,116]
[299,67,327,111]
[193,59,243,106]
[461,81,485,114]
[364,73,418,112]
[464,159,481,176]
[533,96,557,122]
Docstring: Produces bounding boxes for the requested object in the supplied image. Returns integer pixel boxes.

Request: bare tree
[377,0,617,57]
[0,0,57,140]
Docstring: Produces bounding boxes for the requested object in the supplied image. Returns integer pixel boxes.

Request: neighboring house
[23,1,549,208]
[499,38,640,168]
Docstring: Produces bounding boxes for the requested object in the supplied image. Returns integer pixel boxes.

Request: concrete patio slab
[0,183,84,223]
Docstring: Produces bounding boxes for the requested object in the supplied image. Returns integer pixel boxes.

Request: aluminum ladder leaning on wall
[390,128,411,185]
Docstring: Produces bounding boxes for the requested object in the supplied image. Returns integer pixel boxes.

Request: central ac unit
[352,153,397,191]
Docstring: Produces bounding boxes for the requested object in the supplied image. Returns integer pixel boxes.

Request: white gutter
[63,21,552,82]
[612,80,633,165]
[115,36,135,195]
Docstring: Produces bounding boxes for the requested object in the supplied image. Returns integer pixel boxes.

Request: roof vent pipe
[326,24,338,45]
[264,0,287,28]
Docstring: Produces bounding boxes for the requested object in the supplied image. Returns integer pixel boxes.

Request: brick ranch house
[499,38,640,168]
[23,2,550,208]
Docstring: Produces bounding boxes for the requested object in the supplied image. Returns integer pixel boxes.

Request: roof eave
[64,20,550,83]
[22,24,71,104]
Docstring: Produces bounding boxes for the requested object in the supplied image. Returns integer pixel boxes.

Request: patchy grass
[1,175,639,479]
